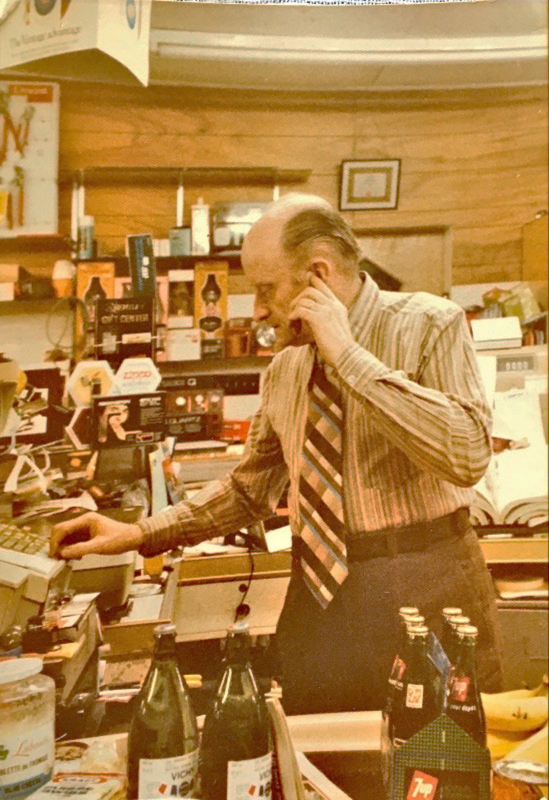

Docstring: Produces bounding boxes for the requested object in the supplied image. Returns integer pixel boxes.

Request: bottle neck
[152,636,176,660]
[404,636,430,681]
[454,640,477,677]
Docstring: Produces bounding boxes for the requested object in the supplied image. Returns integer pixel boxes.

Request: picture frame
[339,159,401,211]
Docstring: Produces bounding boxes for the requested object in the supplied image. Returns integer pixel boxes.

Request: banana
[500,725,549,799]
[487,729,533,760]
[530,676,549,698]
[501,723,548,766]
[482,693,549,733]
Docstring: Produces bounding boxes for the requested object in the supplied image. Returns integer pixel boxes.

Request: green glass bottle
[127,623,199,799]
[199,622,272,800]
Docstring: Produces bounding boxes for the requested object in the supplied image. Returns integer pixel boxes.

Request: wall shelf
[478,534,548,565]
[58,167,312,188]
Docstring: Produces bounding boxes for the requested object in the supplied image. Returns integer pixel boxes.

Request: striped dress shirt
[137,273,492,558]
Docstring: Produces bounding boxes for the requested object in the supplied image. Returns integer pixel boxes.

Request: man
[50,194,504,714]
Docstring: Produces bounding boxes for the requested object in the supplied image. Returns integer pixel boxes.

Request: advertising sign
[0,80,58,236]
[0,0,152,86]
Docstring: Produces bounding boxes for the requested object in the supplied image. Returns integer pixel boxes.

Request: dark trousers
[275,509,504,716]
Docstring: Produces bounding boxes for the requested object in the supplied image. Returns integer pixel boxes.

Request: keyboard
[0,521,50,555]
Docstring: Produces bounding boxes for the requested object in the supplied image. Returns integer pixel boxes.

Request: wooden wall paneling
[1,81,546,287]
[522,215,549,282]
[355,227,452,296]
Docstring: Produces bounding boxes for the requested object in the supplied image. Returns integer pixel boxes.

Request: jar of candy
[0,657,56,800]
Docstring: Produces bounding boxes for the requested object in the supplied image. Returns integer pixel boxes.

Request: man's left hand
[288,273,354,365]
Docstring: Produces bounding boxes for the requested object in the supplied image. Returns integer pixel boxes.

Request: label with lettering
[406,683,424,709]
[406,770,439,800]
[137,748,198,798]
[0,721,54,800]
[450,676,470,703]
[404,766,482,800]
[227,752,272,800]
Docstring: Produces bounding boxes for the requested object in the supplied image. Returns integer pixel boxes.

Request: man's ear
[309,258,332,282]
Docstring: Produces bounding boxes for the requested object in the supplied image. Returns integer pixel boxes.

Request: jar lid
[493,760,549,785]
[0,657,43,686]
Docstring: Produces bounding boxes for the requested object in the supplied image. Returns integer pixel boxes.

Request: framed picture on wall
[339,159,401,211]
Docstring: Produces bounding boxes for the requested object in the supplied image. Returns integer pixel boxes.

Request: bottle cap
[228,621,250,635]
[79,215,94,226]
[154,623,177,638]
[0,657,43,686]
[442,607,462,618]
[456,624,478,639]
[399,606,419,617]
[449,615,470,628]
[407,625,429,637]
[404,615,425,627]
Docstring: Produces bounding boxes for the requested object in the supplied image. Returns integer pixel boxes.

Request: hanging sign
[0,0,152,86]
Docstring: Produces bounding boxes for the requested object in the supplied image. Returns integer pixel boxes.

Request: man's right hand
[49,512,144,560]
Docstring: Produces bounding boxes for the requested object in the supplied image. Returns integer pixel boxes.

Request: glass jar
[0,657,56,800]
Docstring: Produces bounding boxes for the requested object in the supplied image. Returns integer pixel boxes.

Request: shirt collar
[348,271,381,342]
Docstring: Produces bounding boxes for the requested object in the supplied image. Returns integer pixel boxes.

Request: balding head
[243,193,361,278]
[240,193,363,350]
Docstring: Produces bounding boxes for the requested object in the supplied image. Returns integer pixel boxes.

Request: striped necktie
[297,355,348,608]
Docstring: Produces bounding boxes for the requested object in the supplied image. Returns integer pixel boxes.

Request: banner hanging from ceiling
[0,0,152,86]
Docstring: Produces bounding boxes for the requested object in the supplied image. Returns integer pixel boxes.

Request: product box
[165,328,201,361]
[165,386,224,440]
[75,262,115,355]
[92,392,165,449]
[381,714,491,800]
[381,634,491,800]
[95,297,154,367]
[225,317,254,358]
[194,260,229,359]
[168,269,194,328]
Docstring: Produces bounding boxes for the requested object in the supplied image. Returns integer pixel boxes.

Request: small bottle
[386,611,424,709]
[127,623,199,800]
[199,273,223,336]
[444,614,470,667]
[390,625,440,749]
[78,215,95,259]
[83,275,107,325]
[191,197,210,255]
[444,624,487,748]
[385,613,426,739]
[199,621,273,800]
[441,607,462,658]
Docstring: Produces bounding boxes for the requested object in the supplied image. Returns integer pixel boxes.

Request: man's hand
[288,273,354,366]
[49,512,144,560]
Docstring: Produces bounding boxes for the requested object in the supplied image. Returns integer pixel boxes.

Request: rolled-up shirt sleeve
[137,368,289,558]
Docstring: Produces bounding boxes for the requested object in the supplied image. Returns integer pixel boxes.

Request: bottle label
[406,769,439,800]
[388,656,406,686]
[137,749,198,799]
[406,684,424,709]
[450,676,470,703]
[227,752,272,800]
[0,720,54,800]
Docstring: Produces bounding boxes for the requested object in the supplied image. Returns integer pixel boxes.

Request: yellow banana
[530,676,549,698]
[482,693,549,732]
[487,729,533,760]
[501,723,548,765]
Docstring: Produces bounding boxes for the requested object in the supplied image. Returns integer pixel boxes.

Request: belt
[344,507,471,562]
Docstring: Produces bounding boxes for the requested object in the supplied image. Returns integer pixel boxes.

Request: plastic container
[0,658,56,800]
